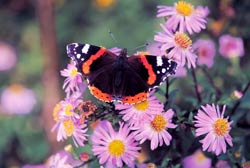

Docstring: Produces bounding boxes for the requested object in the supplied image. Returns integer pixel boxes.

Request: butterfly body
[67,43,177,104]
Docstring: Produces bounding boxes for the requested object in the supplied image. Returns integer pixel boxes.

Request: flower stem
[201,67,222,102]
[191,66,202,104]
[165,78,169,104]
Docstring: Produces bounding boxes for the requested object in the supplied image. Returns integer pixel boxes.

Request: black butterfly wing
[128,54,177,89]
[66,43,177,104]
[66,43,119,102]
[86,55,149,104]
[116,64,150,104]
[66,43,117,76]
[106,54,177,104]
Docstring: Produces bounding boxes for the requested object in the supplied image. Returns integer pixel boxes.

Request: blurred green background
[0,0,250,167]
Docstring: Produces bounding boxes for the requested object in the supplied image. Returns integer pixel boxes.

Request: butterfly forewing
[67,43,117,76]
[128,55,177,88]
[67,43,99,70]
[142,55,177,87]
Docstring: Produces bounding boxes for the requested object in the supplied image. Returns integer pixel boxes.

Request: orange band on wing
[122,92,148,104]
[89,85,112,102]
[139,55,156,85]
[82,48,106,74]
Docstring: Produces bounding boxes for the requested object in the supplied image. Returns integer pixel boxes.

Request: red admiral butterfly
[66,43,177,104]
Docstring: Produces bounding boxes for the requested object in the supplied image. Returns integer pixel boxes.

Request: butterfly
[66,43,177,104]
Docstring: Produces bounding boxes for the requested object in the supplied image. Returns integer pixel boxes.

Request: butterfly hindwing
[87,55,149,103]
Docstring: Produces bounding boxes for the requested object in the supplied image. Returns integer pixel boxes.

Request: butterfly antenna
[131,42,149,52]
[108,29,119,46]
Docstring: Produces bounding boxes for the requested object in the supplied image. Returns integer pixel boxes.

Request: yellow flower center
[70,67,78,77]
[64,104,73,116]
[213,118,229,137]
[134,100,149,111]
[174,32,192,49]
[234,152,241,158]
[95,0,115,8]
[63,120,75,136]
[136,51,150,55]
[175,1,194,16]
[195,151,206,163]
[151,115,167,132]
[108,140,125,157]
[64,144,73,153]
[53,103,61,122]
[9,84,24,94]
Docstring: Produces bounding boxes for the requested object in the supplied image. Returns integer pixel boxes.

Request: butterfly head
[119,48,128,58]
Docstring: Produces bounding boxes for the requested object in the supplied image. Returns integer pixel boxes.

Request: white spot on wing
[72,43,79,47]
[162,68,166,73]
[157,57,163,66]
[82,44,90,54]
[77,54,81,59]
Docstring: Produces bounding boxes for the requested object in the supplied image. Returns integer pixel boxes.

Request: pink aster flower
[0,42,17,71]
[173,66,187,78]
[23,151,82,168]
[196,6,210,18]
[0,84,36,115]
[215,160,230,168]
[154,24,197,68]
[232,90,243,100]
[53,93,82,121]
[133,109,177,150]
[157,1,207,34]
[52,117,88,147]
[219,34,244,58]
[47,152,74,168]
[51,95,88,147]
[61,62,86,95]
[193,39,216,68]
[194,104,233,155]
[182,149,211,168]
[91,121,141,168]
[115,92,164,126]
[109,47,122,55]
[146,42,167,56]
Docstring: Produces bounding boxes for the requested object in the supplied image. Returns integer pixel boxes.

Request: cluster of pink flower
[51,62,89,147]
[154,1,209,68]
[46,1,245,168]
[147,1,244,78]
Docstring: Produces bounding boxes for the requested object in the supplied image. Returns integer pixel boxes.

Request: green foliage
[0,116,48,165]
